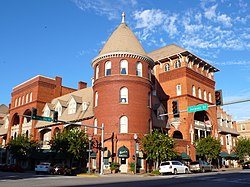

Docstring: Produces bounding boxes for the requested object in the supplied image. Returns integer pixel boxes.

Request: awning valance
[181,152,191,160]
[118,146,129,158]
[219,151,230,157]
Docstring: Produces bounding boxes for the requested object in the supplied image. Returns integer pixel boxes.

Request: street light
[88,136,92,174]
[134,133,137,175]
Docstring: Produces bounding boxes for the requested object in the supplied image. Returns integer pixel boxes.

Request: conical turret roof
[97,22,146,57]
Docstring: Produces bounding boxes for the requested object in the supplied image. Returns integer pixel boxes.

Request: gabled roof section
[36,87,93,129]
[148,44,219,72]
[42,103,54,112]
[0,104,8,114]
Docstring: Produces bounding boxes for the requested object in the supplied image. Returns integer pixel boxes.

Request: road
[0,170,250,187]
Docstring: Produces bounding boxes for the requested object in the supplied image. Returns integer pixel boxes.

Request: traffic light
[31,107,37,119]
[172,100,179,117]
[53,111,58,122]
[215,90,223,106]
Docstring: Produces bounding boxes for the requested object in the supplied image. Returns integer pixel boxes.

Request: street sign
[32,116,53,122]
[188,104,208,113]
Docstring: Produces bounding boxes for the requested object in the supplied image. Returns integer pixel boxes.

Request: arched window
[136,62,142,77]
[148,92,151,107]
[164,63,170,72]
[192,85,196,96]
[174,60,181,68]
[120,116,128,133]
[173,131,183,139]
[120,60,128,75]
[95,92,98,107]
[204,90,207,101]
[22,96,24,105]
[55,105,62,116]
[208,93,212,102]
[176,84,181,96]
[15,98,17,107]
[94,119,98,135]
[54,127,60,137]
[198,88,201,99]
[26,94,29,103]
[18,97,21,106]
[29,92,33,102]
[120,87,128,103]
[95,65,99,80]
[105,61,111,76]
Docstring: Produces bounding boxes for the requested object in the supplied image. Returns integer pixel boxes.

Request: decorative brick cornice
[92,52,154,67]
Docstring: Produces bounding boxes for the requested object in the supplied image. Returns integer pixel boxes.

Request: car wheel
[173,169,177,175]
[185,168,189,174]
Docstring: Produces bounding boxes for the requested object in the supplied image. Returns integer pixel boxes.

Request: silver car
[189,160,213,173]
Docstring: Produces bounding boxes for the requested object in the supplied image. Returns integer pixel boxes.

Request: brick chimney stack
[78,81,87,90]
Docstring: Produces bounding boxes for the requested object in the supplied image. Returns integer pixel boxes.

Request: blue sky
[0,0,250,121]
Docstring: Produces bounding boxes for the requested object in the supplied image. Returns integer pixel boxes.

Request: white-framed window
[136,62,142,77]
[241,124,246,131]
[164,63,170,72]
[55,103,62,116]
[29,92,33,102]
[198,88,201,99]
[120,87,128,103]
[192,85,196,96]
[22,96,24,105]
[18,97,21,106]
[220,136,224,145]
[120,60,128,75]
[208,93,212,102]
[94,118,98,135]
[68,99,77,114]
[44,107,50,117]
[204,90,207,101]
[176,84,181,96]
[95,92,98,107]
[105,61,111,76]
[82,102,88,111]
[174,60,181,68]
[15,98,17,107]
[95,65,99,80]
[26,94,29,103]
[120,116,128,133]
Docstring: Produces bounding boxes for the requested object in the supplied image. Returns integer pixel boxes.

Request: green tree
[195,136,221,162]
[236,137,250,160]
[7,135,39,165]
[51,128,89,163]
[140,130,177,170]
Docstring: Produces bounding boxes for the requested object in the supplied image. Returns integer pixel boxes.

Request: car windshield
[190,161,199,165]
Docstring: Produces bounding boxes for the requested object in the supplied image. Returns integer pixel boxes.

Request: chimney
[78,81,87,90]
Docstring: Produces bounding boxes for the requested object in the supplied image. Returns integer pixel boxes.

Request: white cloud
[217,14,232,27]
[204,4,218,20]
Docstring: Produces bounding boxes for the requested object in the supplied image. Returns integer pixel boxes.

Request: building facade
[236,119,250,139]
[4,14,236,173]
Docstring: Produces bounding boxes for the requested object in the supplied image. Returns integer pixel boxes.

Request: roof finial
[122,12,125,23]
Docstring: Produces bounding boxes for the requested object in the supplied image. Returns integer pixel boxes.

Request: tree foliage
[195,136,221,161]
[236,137,250,160]
[140,130,177,168]
[7,135,39,163]
[51,128,89,160]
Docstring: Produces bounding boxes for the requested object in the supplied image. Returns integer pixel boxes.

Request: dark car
[242,161,250,169]
[189,160,213,173]
[50,164,66,175]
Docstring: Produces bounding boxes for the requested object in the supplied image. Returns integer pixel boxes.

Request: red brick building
[4,14,227,172]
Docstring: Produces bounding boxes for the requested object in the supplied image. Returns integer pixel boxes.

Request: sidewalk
[213,166,241,172]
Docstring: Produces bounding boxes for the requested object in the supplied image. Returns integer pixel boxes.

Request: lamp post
[88,136,92,174]
[134,133,137,175]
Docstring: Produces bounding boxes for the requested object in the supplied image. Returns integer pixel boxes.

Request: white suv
[159,161,189,175]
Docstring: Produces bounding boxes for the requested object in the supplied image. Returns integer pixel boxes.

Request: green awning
[118,146,129,158]
[219,152,230,157]
[90,151,97,157]
[181,152,191,160]
[229,152,238,158]
[104,150,111,158]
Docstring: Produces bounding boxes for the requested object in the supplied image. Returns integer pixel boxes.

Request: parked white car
[159,161,189,175]
[35,162,52,174]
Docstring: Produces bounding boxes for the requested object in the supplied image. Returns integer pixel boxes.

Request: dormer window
[68,99,77,114]
[164,63,170,72]
[136,62,142,77]
[120,60,128,75]
[82,102,88,111]
[44,108,50,117]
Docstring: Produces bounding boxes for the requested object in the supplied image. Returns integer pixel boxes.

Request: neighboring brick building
[5,14,226,173]
[236,119,250,139]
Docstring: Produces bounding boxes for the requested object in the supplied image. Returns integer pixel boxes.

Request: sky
[0,0,250,121]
